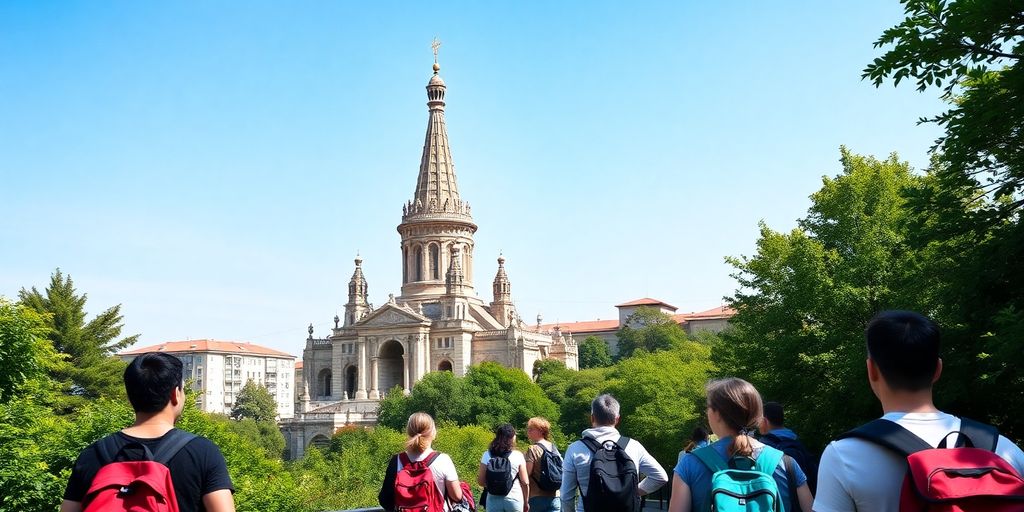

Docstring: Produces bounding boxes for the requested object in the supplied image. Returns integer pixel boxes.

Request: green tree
[615,306,689,359]
[719,148,922,449]
[18,269,136,402]
[578,336,612,369]
[231,380,278,422]
[0,299,59,402]
[866,0,1024,440]
[607,342,714,468]
[464,362,560,429]
[866,0,1024,220]
[379,363,560,432]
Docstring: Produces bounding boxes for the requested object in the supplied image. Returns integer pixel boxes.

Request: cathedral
[282,56,578,459]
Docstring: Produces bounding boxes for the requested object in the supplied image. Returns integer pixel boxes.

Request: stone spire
[344,256,369,326]
[445,246,466,295]
[491,255,515,327]
[398,52,478,300]
[492,255,511,302]
[403,56,471,221]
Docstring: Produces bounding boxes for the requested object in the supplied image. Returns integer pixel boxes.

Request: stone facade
[282,60,578,460]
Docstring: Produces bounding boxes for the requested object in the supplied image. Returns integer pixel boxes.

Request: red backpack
[394,451,446,512]
[839,418,1024,511]
[83,429,196,512]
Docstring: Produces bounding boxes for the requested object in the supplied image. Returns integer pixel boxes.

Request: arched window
[402,247,408,283]
[414,246,423,282]
[430,244,440,280]
[438,360,453,372]
[317,369,332,398]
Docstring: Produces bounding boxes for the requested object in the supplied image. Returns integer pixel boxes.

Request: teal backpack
[692,445,784,512]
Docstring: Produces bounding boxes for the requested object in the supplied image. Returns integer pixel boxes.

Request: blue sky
[0,1,945,356]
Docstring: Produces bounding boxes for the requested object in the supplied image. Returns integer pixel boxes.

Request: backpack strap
[398,452,413,466]
[581,437,602,454]
[616,436,631,451]
[836,419,932,457]
[425,451,441,467]
[691,445,727,473]
[754,445,784,476]
[95,434,123,465]
[783,455,798,511]
[958,418,999,452]
[152,429,197,465]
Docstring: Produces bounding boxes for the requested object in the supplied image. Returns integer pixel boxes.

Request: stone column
[422,334,431,374]
[356,338,368,399]
[369,357,379,400]
[403,353,411,394]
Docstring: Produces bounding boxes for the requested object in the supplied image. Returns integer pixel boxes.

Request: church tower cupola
[344,256,369,326]
[491,255,516,327]
[398,42,478,300]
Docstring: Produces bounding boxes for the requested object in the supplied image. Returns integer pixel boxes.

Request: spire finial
[431,37,441,73]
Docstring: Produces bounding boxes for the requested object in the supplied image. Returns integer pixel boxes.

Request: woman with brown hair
[477,423,530,512]
[668,378,813,512]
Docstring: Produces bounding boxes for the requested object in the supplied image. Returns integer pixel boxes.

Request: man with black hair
[813,310,1024,512]
[61,352,235,512]
[758,401,818,509]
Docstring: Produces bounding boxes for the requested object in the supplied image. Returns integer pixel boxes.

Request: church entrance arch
[309,434,330,451]
[345,365,357,399]
[438,360,453,372]
[378,340,405,393]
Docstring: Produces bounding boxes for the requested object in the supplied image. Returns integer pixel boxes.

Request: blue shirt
[765,427,798,440]
[674,437,807,512]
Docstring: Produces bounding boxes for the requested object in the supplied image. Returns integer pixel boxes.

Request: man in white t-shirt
[813,310,1024,512]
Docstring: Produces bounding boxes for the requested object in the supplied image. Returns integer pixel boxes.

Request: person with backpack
[560,393,667,512]
[60,352,235,512]
[477,424,530,512]
[758,402,818,506]
[379,412,463,512]
[669,378,813,512]
[814,310,1024,512]
[524,417,561,512]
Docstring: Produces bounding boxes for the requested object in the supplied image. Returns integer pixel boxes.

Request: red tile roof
[295,361,303,369]
[120,340,296,358]
[614,298,678,310]
[539,305,734,334]
[538,318,619,333]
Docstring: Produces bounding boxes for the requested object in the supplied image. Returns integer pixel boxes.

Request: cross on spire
[431,37,441,63]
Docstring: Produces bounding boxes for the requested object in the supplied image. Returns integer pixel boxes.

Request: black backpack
[581,436,640,512]
[534,442,563,492]
[485,451,515,496]
[760,433,818,494]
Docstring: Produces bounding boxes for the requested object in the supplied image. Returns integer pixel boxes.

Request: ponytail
[405,412,436,455]
[705,378,763,458]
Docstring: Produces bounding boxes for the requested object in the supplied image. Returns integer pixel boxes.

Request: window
[435,337,453,349]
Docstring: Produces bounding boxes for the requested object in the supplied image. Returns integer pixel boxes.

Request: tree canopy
[614,307,689,359]
[578,336,613,369]
[18,269,136,402]
[231,380,278,422]
[377,362,560,433]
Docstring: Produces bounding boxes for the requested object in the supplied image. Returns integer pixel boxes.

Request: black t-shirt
[63,429,234,512]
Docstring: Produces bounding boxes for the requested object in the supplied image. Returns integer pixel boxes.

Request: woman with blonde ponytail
[379,412,462,511]
[668,378,814,512]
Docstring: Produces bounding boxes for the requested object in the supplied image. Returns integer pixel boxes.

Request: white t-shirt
[481,449,528,502]
[396,449,460,501]
[814,412,1024,512]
